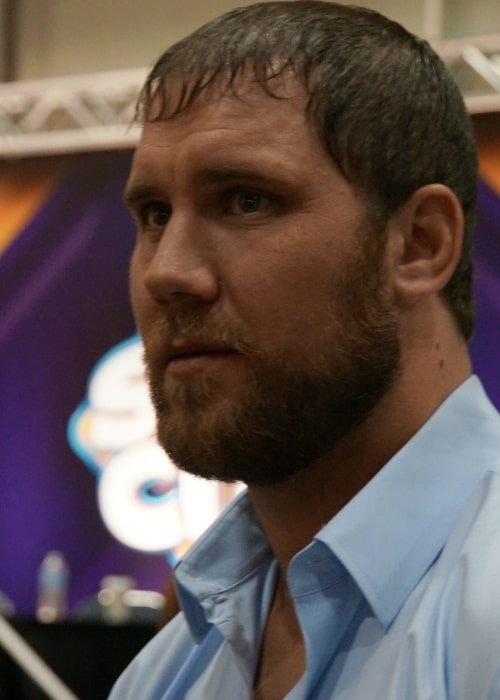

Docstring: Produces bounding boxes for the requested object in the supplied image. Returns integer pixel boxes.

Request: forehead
[143,69,311,144]
[129,71,339,188]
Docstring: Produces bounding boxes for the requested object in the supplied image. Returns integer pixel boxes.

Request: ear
[389,184,464,304]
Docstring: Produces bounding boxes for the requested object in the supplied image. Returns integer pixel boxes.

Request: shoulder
[431,471,500,698]
[369,471,500,700]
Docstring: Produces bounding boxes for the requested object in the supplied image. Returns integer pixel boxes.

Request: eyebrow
[123,183,164,210]
[123,165,292,209]
[195,166,287,188]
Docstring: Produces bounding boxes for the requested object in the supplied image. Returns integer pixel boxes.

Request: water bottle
[97,575,134,624]
[36,551,69,623]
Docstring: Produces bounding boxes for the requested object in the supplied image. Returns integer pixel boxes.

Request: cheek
[129,250,152,329]
[226,250,341,346]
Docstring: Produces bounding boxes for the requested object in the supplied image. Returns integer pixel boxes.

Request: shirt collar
[176,376,500,635]
[317,375,500,628]
[175,491,273,641]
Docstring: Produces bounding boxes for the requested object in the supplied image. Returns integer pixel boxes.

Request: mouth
[165,341,239,377]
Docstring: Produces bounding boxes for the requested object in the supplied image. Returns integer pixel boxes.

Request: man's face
[125,74,400,486]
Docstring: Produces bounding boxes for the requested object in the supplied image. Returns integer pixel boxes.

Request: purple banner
[470,180,500,407]
[0,152,169,616]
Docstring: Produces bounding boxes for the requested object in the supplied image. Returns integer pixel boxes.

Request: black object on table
[0,617,156,699]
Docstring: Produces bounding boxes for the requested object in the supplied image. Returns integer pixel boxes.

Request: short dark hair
[137,0,477,339]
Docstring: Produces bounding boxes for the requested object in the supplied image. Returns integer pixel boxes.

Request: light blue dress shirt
[110,377,500,699]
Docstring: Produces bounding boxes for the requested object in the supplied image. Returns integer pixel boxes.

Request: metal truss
[434,33,500,114]
[0,68,146,157]
[2,35,500,158]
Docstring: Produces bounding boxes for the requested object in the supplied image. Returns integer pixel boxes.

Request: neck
[247,418,401,572]
[248,309,472,575]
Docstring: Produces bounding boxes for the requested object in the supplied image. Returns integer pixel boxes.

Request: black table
[0,617,156,699]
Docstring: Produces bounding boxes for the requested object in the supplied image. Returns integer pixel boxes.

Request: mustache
[140,308,258,363]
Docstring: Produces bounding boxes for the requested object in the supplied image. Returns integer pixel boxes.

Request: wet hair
[137,1,477,339]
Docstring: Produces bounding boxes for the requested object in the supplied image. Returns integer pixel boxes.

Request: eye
[229,189,272,215]
[139,201,171,230]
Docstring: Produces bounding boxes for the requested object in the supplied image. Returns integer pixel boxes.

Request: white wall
[443,0,500,38]
[12,0,431,80]
[5,0,500,81]
[16,0,246,79]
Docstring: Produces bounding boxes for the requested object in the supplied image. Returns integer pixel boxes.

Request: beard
[142,233,400,487]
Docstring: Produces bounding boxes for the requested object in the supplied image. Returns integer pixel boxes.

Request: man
[110,2,500,698]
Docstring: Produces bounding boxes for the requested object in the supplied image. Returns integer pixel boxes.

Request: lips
[165,340,239,376]
[168,340,236,361]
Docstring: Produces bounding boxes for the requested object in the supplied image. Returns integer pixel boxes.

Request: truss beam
[2,37,500,158]
[0,69,145,157]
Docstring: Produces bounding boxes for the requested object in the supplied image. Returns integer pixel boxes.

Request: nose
[140,213,219,303]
